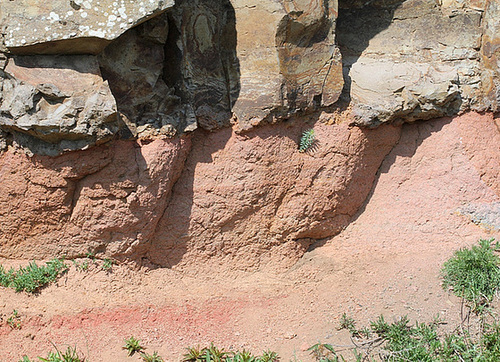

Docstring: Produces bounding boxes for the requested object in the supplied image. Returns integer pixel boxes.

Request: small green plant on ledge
[299,129,316,153]
[0,258,68,293]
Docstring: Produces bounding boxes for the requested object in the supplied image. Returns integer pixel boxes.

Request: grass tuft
[20,345,85,362]
[183,344,279,362]
[442,238,500,311]
[0,259,68,293]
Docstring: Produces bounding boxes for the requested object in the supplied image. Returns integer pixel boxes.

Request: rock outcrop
[148,120,400,270]
[2,0,175,54]
[481,0,500,112]
[0,0,345,152]
[232,0,343,130]
[0,55,118,155]
[0,0,499,269]
[338,0,496,125]
[1,0,499,150]
[0,137,190,259]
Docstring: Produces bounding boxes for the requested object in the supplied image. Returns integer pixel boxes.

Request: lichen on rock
[2,0,175,55]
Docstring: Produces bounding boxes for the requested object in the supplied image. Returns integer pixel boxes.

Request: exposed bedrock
[1,0,499,151]
[0,0,344,152]
[338,0,499,125]
[0,0,499,268]
[1,0,175,55]
[0,118,401,268]
[0,137,191,259]
[0,112,498,270]
[0,55,119,155]
[147,120,401,270]
[481,0,500,112]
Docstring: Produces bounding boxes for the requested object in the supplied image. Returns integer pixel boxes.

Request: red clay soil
[0,112,499,361]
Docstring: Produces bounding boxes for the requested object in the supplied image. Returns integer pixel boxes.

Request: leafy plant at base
[142,351,164,362]
[33,346,85,362]
[299,129,316,153]
[371,316,443,361]
[183,344,278,362]
[102,258,113,271]
[0,259,68,293]
[308,343,343,362]
[305,239,500,361]
[183,346,204,361]
[7,309,22,329]
[123,336,144,357]
[259,350,279,362]
[338,313,361,337]
[442,238,500,311]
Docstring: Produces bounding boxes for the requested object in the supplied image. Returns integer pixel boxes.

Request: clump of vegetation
[123,336,145,357]
[0,259,68,293]
[102,258,113,272]
[307,238,500,361]
[141,351,164,362]
[20,346,85,362]
[71,250,115,273]
[308,342,344,361]
[7,309,22,330]
[442,238,500,311]
[299,129,316,153]
[327,313,497,361]
[183,343,279,362]
[71,259,89,272]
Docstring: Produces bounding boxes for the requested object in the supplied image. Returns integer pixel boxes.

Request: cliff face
[0,0,498,269]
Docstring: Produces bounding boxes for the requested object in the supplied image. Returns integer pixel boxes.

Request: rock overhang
[2,0,175,55]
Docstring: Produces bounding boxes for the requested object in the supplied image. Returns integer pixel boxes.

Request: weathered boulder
[1,0,175,54]
[0,55,119,155]
[337,0,492,126]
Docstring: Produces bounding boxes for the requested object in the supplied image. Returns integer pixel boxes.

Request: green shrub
[442,238,500,310]
[0,259,68,293]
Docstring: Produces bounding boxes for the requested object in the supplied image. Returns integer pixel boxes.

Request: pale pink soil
[0,113,499,361]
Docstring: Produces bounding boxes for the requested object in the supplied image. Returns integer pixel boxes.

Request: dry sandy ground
[0,114,499,361]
